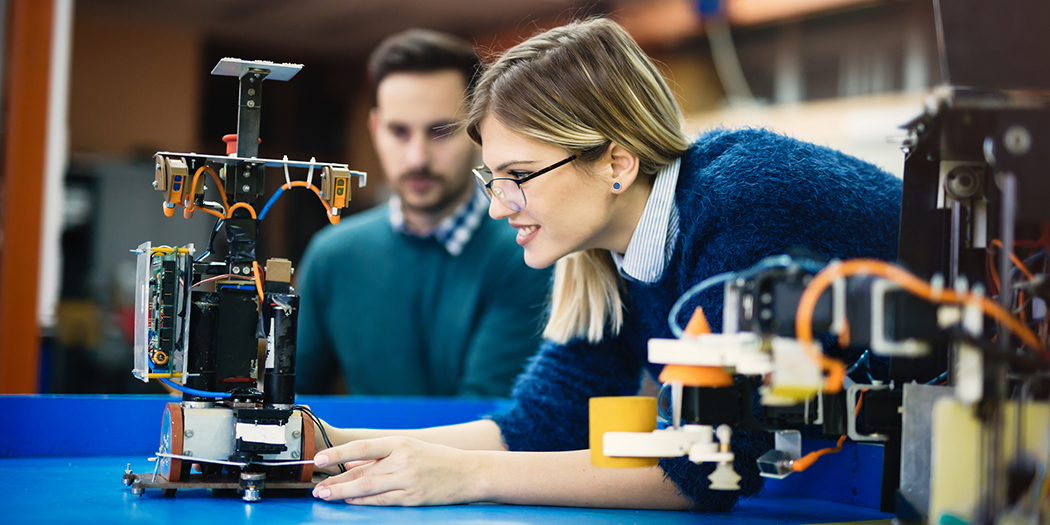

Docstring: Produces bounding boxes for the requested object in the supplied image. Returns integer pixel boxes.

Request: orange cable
[193,206,226,221]
[792,435,848,472]
[282,180,338,225]
[191,273,253,289]
[855,389,868,417]
[796,259,1047,393]
[990,240,1036,280]
[791,382,865,473]
[252,261,264,304]
[227,202,258,219]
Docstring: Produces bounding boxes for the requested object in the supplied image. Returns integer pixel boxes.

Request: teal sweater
[294,203,551,396]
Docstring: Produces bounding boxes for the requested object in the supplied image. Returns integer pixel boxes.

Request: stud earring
[612,182,621,191]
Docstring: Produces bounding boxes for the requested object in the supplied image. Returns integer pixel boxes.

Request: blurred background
[0,0,941,394]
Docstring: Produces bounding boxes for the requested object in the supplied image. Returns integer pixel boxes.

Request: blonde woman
[310,18,901,510]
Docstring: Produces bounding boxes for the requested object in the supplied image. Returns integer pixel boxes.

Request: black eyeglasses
[473,154,577,212]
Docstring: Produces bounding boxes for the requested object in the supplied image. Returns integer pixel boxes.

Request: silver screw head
[291,451,300,459]
[242,184,250,192]
[292,430,301,438]
[152,181,159,188]
[247,100,256,108]
[184,429,193,438]
[183,450,193,457]
[232,266,241,275]
[248,88,256,96]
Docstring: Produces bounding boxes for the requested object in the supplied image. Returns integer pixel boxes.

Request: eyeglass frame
[472,153,577,211]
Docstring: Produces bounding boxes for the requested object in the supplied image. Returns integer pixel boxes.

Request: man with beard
[295,30,551,396]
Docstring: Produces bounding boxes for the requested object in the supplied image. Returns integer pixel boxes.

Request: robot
[120,58,365,501]
[594,2,1050,523]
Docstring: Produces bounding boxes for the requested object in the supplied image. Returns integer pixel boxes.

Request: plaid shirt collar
[389,187,489,256]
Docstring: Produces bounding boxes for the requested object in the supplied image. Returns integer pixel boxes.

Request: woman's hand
[311,436,486,506]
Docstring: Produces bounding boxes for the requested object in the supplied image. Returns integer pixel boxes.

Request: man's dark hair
[368,29,480,100]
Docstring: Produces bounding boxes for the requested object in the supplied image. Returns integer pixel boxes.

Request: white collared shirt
[610,157,681,283]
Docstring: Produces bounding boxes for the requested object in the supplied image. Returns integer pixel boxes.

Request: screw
[292,430,301,438]
[248,88,256,96]
[152,181,159,189]
[232,267,241,275]
[292,451,300,459]
[183,450,193,457]
[242,184,250,192]
[184,429,194,438]
[132,485,145,496]
[247,100,256,108]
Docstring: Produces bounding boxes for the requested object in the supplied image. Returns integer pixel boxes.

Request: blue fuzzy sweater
[491,128,902,511]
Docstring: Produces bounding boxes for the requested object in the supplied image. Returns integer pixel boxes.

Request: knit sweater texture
[295,203,551,396]
[491,128,902,510]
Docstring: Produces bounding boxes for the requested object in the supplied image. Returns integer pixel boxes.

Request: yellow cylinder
[589,396,658,468]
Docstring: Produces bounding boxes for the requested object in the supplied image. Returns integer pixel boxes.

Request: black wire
[294,405,346,473]
[196,216,224,263]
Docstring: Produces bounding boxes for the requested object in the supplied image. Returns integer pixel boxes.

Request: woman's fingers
[315,437,404,468]
[343,460,374,470]
[313,472,405,501]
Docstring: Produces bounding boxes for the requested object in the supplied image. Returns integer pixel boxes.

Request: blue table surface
[0,456,892,525]
[0,395,893,524]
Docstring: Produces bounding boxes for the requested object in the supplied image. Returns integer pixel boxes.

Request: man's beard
[395,167,465,215]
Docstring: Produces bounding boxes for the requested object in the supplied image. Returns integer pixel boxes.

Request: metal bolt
[291,451,300,459]
[292,430,301,438]
[183,450,193,457]
[247,100,256,108]
[243,488,261,502]
[242,184,250,192]
[152,181,159,189]
[761,293,773,304]
[1004,125,1032,156]
[132,485,145,496]
[232,267,241,275]
[760,309,772,320]
[248,88,256,96]
[184,429,194,438]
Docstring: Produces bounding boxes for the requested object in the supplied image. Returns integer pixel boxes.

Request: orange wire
[191,273,253,289]
[855,389,868,417]
[184,166,228,220]
[792,435,848,472]
[227,202,258,219]
[251,261,264,304]
[987,250,1001,295]
[194,206,226,221]
[282,180,338,225]
[796,259,1047,393]
[186,166,229,211]
[990,239,1036,280]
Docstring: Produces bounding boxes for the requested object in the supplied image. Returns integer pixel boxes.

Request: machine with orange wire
[599,2,1050,523]
[122,58,366,501]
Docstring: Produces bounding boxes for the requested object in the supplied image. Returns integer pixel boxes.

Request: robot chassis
[121,58,365,501]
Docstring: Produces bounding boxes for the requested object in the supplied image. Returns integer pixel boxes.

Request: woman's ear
[607,142,640,193]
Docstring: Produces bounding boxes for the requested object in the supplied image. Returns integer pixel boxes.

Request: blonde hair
[467,18,691,344]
